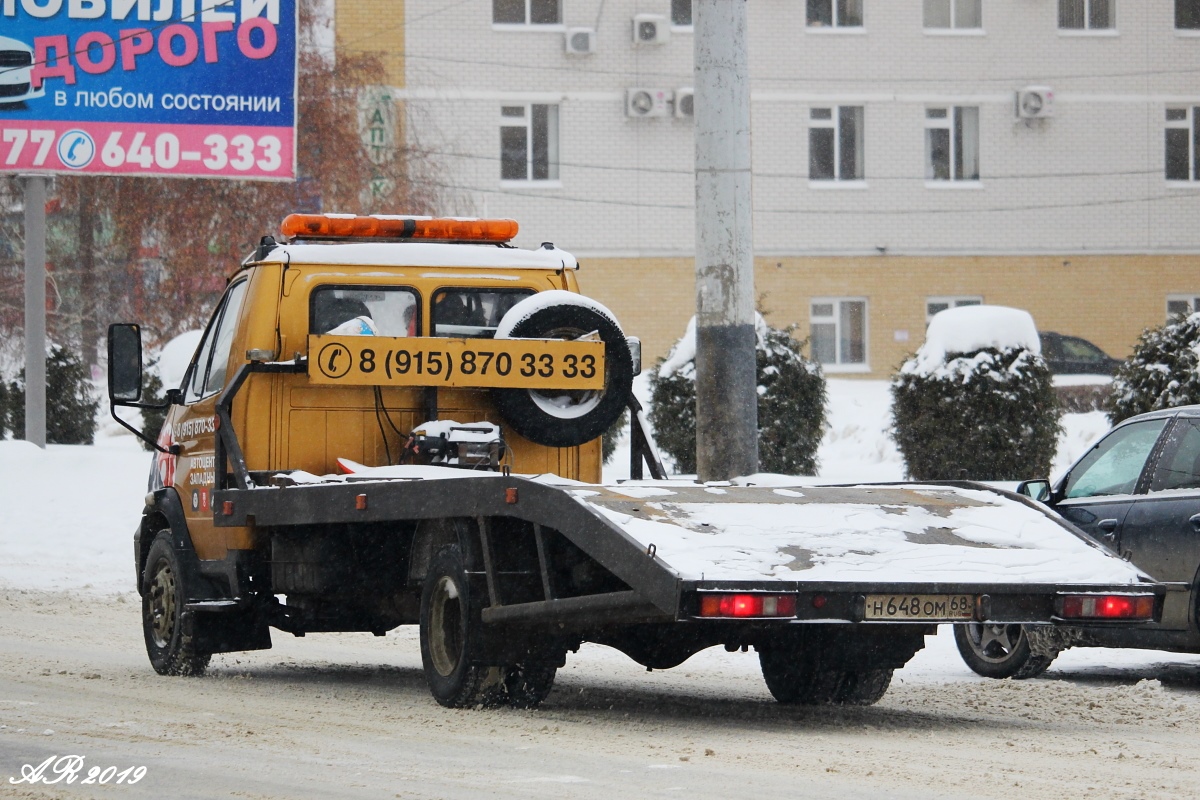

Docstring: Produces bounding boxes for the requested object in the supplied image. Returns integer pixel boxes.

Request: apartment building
[335,0,1200,377]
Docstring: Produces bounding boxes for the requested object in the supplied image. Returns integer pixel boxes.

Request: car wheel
[142,532,211,676]
[492,295,633,448]
[954,623,1055,680]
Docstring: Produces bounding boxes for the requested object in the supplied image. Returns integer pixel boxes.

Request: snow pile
[906,305,1040,378]
[0,438,149,593]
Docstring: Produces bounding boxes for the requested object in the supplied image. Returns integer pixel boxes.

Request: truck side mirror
[108,323,143,404]
[1016,479,1051,503]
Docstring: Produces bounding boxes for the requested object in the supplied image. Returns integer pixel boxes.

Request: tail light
[1057,594,1155,621]
[698,594,797,618]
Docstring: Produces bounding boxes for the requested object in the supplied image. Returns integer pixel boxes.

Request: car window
[185,280,248,403]
[1060,337,1107,362]
[432,288,534,338]
[1063,419,1168,499]
[1149,419,1200,492]
[310,286,419,337]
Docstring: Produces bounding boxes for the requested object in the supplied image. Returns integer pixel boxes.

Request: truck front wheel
[420,545,495,708]
[142,532,210,676]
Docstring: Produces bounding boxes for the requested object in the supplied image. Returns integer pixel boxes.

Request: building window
[1166,107,1199,181]
[1167,295,1200,319]
[926,107,979,182]
[809,106,864,182]
[811,299,868,367]
[923,0,982,29]
[500,105,559,182]
[671,0,692,27]
[807,0,863,28]
[493,0,560,25]
[1059,0,1113,30]
[926,296,982,324]
[1177,0,1200,30]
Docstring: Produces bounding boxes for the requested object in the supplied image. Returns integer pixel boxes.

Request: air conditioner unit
[1016,86,1055,119]
[674,87,694,119]
[625,88,671,118]
[633,14,670,45]
[565,28,595,55]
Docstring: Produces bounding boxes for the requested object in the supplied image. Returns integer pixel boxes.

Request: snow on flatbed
[576,482,1146,586]
[283,462,1147,588]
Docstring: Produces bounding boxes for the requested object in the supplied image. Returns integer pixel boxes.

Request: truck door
[1053,417,1168,550]
[173,279,249,560]
[1121,416,1200,630]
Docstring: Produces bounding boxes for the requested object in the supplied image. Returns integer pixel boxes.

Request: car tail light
[1057,594,1155,621]
[698,594,797,618]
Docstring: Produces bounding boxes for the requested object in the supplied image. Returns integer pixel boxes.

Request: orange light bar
[280,214,519,243]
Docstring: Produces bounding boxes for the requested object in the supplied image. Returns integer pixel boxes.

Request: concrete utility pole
[693,0,758,481]
[24,176,47,448]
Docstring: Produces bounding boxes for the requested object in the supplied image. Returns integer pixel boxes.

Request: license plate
[863,594,976,621]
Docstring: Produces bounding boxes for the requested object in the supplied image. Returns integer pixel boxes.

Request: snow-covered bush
[648,316,827,475]
[891,306,1061,481]
[1105,312,1200,424]
[5,345,100,445]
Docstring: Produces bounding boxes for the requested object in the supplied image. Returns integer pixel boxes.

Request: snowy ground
[2,379,1199,798]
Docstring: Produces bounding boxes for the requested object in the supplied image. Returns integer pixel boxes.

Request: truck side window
[1063,419,1167,499]
[432,288,534,338]
[185,280,249,403]
[310,286,419,337]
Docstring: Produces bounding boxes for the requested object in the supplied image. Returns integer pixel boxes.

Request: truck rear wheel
[492,295,634,448]
[758,647,842,705]
[420,545,495,708]
[499,662,558,709]
[142,532,210,676]
[834,669,893,705]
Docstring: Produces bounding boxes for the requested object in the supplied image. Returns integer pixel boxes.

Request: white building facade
[341,0,1200,375]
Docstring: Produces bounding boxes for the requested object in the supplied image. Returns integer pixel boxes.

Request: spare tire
[492,291,633,448]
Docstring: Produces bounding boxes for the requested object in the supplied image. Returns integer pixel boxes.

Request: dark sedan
[956,405,1200,678]
[1039,331,1121,375]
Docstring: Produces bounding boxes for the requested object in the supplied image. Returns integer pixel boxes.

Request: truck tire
[492,298,634,448]
[420,545,495,708]
[954,623,1056,680]
[758,646,843,705]
[499,661,558,709]
[142,532,211,676]
[834,669,893,705]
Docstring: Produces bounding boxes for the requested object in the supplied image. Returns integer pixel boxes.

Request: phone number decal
[1,122,294,179]
[307,336,606,390]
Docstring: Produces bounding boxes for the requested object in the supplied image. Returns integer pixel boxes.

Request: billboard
[0,0,296,180]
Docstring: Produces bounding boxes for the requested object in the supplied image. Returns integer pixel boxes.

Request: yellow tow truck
[108,214,1160,709]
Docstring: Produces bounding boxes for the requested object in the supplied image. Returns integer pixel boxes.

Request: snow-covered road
[1,381,1198,798]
